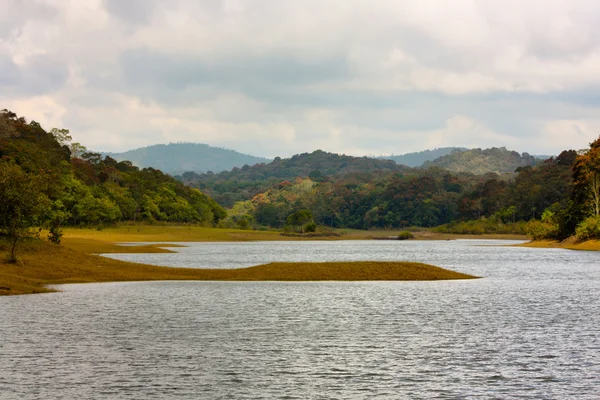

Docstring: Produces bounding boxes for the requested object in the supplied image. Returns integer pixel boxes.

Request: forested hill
[177,150,409,207]
[0,110,225,228]
[219,149,584,234]
[378,147,467,167]
[104,143,270,175]
[423,147,540,174]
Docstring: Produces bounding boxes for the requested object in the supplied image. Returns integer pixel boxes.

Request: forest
[213,147,599,242]
[0,110,225,261]
[2,108,600,263]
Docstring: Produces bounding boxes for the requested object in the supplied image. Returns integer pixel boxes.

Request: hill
[378,147,467,167]
[220,150,577,231]
[178,149,409,207]
[423,147,539,175]
[0,110,225,235]
[104,143,270,175]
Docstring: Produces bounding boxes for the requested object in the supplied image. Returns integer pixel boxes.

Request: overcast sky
[1,0,600,157]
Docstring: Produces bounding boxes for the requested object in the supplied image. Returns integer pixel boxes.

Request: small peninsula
[0,237,476,296]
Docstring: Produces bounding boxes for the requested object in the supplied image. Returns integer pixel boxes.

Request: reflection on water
[1,240,600,399]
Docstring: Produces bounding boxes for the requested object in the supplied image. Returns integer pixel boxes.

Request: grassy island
[0,235,476,296]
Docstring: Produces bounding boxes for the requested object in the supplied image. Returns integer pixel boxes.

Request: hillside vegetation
[0,110,225,261]
[104,142,270,175]
[178,149,407,207]
[220,149,585,236]
[378,147,467,167]
[423,147,539,174]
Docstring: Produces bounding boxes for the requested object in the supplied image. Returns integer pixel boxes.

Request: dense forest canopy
[2,108,600,246]
[178,150,408,207]
[217,146,597,241]
[0,110,225,251]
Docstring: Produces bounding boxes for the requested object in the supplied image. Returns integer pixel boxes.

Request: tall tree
[573,137,600,216]
[0,163,50,262]
[286,209,314,233]
[0,111,18,139]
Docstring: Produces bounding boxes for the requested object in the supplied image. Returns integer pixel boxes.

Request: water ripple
[2,240,600,398]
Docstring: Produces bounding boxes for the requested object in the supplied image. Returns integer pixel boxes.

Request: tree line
[221,143,600,242]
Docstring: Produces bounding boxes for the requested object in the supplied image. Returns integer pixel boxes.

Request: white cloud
[1,0,600,157]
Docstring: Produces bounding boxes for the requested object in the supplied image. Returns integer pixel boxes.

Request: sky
[1,0,600,158]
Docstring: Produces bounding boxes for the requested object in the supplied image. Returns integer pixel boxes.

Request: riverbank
[0,236,477,296]
[59,225,527,244]
[518,239,600,251]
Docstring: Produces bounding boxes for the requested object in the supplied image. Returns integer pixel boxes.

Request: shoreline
[516,239,600,251]
[59,225,529,245]
[4,225,596,296]
[0,228,481,296]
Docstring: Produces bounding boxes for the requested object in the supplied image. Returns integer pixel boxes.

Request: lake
[1,240,600,399]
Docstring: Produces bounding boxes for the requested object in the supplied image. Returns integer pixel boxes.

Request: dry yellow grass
[62,225,286,243]
[519,239,600,251]
[59,225,529,246]
[217,262,477,281]
[0,237,476,296]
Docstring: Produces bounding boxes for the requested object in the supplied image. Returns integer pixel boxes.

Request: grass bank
[0,239,476,296]
[61,225,528,245]
[518,239,600,251]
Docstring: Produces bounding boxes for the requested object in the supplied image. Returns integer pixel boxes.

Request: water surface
[2,240,599,399]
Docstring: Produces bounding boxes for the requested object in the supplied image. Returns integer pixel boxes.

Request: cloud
[1,0,599,157]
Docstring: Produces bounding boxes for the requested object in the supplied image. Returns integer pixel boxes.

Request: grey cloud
[2,0,600,156]
[0,53,20,86]
[0,53,69,95]
[0,0,59,39]
[118,48,350,91]
[102,0,158,25]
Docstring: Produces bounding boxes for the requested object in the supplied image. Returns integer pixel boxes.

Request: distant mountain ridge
[378,147,468,167]
[103,142,270,175]
[178,149,409,207]
[423,147,540,174]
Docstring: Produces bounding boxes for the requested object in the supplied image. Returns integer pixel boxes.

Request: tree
[49,128,72,147]
[0,163,50,262]
[573,137,600,217]
[286,209,313,233]
[0,111,19,139]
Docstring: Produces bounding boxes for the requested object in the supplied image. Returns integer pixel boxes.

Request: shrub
[304,222,317,233]
[524,220,559,240]
[48,226,63,244]
[397,231,414,240]
[435,219,527,235]
[575,216,600,241]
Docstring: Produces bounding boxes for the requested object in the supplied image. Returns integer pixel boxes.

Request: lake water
[1,240,600,399]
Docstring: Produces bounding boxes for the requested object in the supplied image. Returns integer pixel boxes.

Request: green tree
[0,111,19,139]
[286,209,313,233]
[573,137,600,216]
[49,128,72,147]
[0,163,50,262]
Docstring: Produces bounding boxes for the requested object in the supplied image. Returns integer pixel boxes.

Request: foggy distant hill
[378,147,467,167]
[104,143,270,175]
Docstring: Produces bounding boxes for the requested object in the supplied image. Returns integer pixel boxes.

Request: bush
[397,231,414,240]
[48,226,63,244]
[524,220,560,240]
[575,216,600,241]
[435,219,528,235]
[304,222,317,233]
